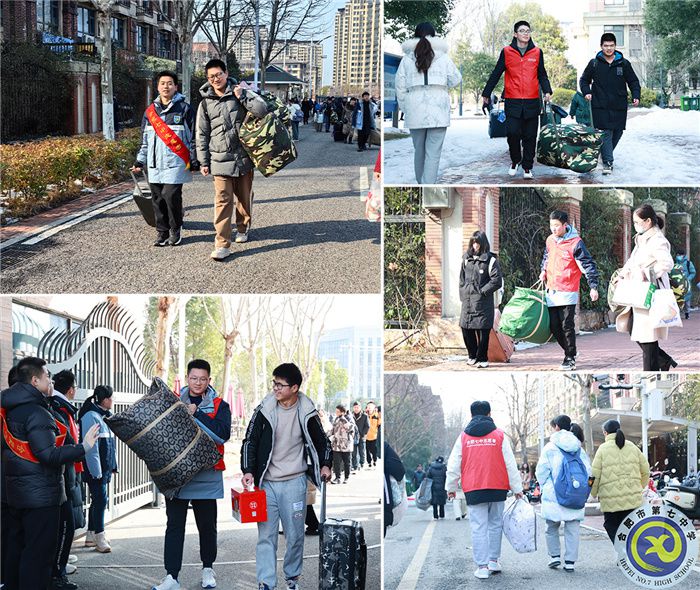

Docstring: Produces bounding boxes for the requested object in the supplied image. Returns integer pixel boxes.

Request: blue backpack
[553,448,590,509]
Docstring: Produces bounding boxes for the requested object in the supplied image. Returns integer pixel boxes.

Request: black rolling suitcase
[129,169,156,227]
[488,102,507,138]
[333,122,346,142]
[318,481,367,589]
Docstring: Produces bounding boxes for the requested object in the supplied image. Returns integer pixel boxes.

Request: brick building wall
[1,0,37,42]
[425,210,443,319]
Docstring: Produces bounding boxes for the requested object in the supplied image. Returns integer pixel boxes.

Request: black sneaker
[169,227,181,246]
[602,162,613,175]
[52,576,78,590]
[153,232,169,247]
[560,357,576,371]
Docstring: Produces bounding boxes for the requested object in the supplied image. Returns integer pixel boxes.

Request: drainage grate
[0,244,45,272]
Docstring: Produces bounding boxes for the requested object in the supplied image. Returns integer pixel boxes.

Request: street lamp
[458,63,464,117]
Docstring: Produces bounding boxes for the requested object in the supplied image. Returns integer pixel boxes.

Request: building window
[604,25,625,46]
[136,25,148,53]
[111,17,126,48]
[36,0,60,33]
[158,31,171,58]
[77,6,96,39]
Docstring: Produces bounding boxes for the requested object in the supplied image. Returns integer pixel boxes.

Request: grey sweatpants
[545,519,581,563]
[468,501,505,567]
[409,127,447,184]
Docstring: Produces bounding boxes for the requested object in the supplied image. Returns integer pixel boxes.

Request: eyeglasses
[207,72,225,81]
[272,381,291,390]
[517,29,531,34]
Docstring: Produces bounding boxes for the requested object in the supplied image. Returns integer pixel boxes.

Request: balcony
[44,42,98,58]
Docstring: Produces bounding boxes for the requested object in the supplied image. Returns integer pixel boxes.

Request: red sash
[0,407,67,464]
[57,405,83,473]
[145,103,190,169]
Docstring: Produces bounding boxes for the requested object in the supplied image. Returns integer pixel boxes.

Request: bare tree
[198,0,252,66]
[564,374,595,457]
[154,296,177,378]
[154,0,219,100]
[89,0,117,140]
[238,296,271,403]
[500,374,538,465]
[203,296,245,398]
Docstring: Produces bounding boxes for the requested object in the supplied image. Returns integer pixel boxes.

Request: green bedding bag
[536,102,603,174]
[239,91,297,177]
[499,281,553,344]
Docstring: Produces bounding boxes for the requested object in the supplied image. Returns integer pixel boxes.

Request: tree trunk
[180,36,193,104]
[154,296,175,378]
[222,334,235,400]
[581,378,594,457]
[95,7,115,141]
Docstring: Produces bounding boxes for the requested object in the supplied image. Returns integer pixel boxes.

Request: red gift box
[232,487,267,523]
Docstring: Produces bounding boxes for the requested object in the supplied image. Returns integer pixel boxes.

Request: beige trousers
[213,172,254,248]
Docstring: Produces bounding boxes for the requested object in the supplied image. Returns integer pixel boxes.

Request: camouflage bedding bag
[239,91,297,177]
[105,377,221,499]
[536,102,603,173]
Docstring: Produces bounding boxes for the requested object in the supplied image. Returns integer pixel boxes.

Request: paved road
[385,312,700,372]
[385,500,700,590]
[0,124,380,294]
[67,460,381,589]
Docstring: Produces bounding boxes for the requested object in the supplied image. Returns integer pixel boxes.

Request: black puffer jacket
[459,252,503,330]
[579,50,641,130]
[1,383,85,509]
[51,395,86,528]
[428,459,448,506]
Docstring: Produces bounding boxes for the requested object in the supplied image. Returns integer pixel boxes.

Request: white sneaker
[153,575,181,590]
[201,567,216,588]
[68,555,78,564]
[488,560,502,573]
[65,563,77,575]
[477,361,489,368]
[563,562,575,572]
[508,163,520,176]
[234,229,250,243]
[467,358,477,366]
[523,168,534,179]
[474,567,490,579]
[548,557,561,569]
[210,247,231,261]
[94,531,111,553]
[84,531,96,547]
[286,579,300,590]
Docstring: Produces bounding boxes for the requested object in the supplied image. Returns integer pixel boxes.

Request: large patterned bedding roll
[105,378,222,498]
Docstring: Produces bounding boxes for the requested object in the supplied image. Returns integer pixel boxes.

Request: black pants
[603,509,633,543]
[1,501,9,585]
[462,328,490,362]
[506,115,539,170]
[352,439,366,469]
[432,503,445,519]
[151,183,184,234]
[303,112,309,125]
[4,504,61,590]
[53,500,75,578]
[357,129,370,150]
[306,504,319,532]
[366,439,378,465]
[333,451,351,480]
[548,304,577,358]
[164,498,217,580]
[637,341,674,371]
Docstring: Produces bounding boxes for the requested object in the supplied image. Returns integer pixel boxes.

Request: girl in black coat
[428,457,448,519]
[459,231,503,368]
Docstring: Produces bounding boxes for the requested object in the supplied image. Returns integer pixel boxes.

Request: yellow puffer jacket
[590,433,649,513]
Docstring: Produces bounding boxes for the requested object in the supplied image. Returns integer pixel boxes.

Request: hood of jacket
[156,92,185,108]
[554,224,580,244]
[550,429,582,454]
[465,414,497,437]
[596,50,624,65]
[509,37,536,54]
[401,36,449,58]
[199,78,235,99]
[260,391,317,424]
[1,382,48,412]
[180,384,218,408]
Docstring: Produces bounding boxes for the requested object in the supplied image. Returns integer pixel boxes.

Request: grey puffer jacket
[196,80,268,177]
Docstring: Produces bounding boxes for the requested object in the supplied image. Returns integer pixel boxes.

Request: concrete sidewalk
[66,461,381,590]
[385,312,700,372]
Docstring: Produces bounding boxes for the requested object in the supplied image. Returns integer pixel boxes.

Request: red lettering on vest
[503,46,541,100]
[145,103,190,169]
[545,234,583,293]
[460,430,509,493]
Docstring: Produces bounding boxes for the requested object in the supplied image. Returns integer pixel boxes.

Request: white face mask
[634,222,648,235]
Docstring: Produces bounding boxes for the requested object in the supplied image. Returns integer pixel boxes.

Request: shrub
[628,87,658,108]
[1,128,141,222]
[552,88,576,108]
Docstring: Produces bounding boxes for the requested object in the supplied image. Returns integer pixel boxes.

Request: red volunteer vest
[207,398,226,471]
[503,45,542,100]
[56,405,84,473]
[545,233,583,293]
[460,429,509,493]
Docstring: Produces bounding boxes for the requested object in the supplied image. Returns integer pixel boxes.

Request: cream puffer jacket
[395,37,462,129]
[590,433,650,513]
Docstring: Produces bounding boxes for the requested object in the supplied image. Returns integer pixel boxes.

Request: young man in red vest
[153,359,231,590]
[1,357,100,590]
[539,210,600,371]
[482,20,552,179]
[446,400,522,580]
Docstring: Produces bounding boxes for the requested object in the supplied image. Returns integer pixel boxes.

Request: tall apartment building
[332,0,380,95]
[228,25,323,96]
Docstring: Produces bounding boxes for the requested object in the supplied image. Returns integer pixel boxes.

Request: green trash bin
[680,96,690,111]
[691,97,700,111]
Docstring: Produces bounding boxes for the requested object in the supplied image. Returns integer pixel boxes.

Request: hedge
[0,128,141,222]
